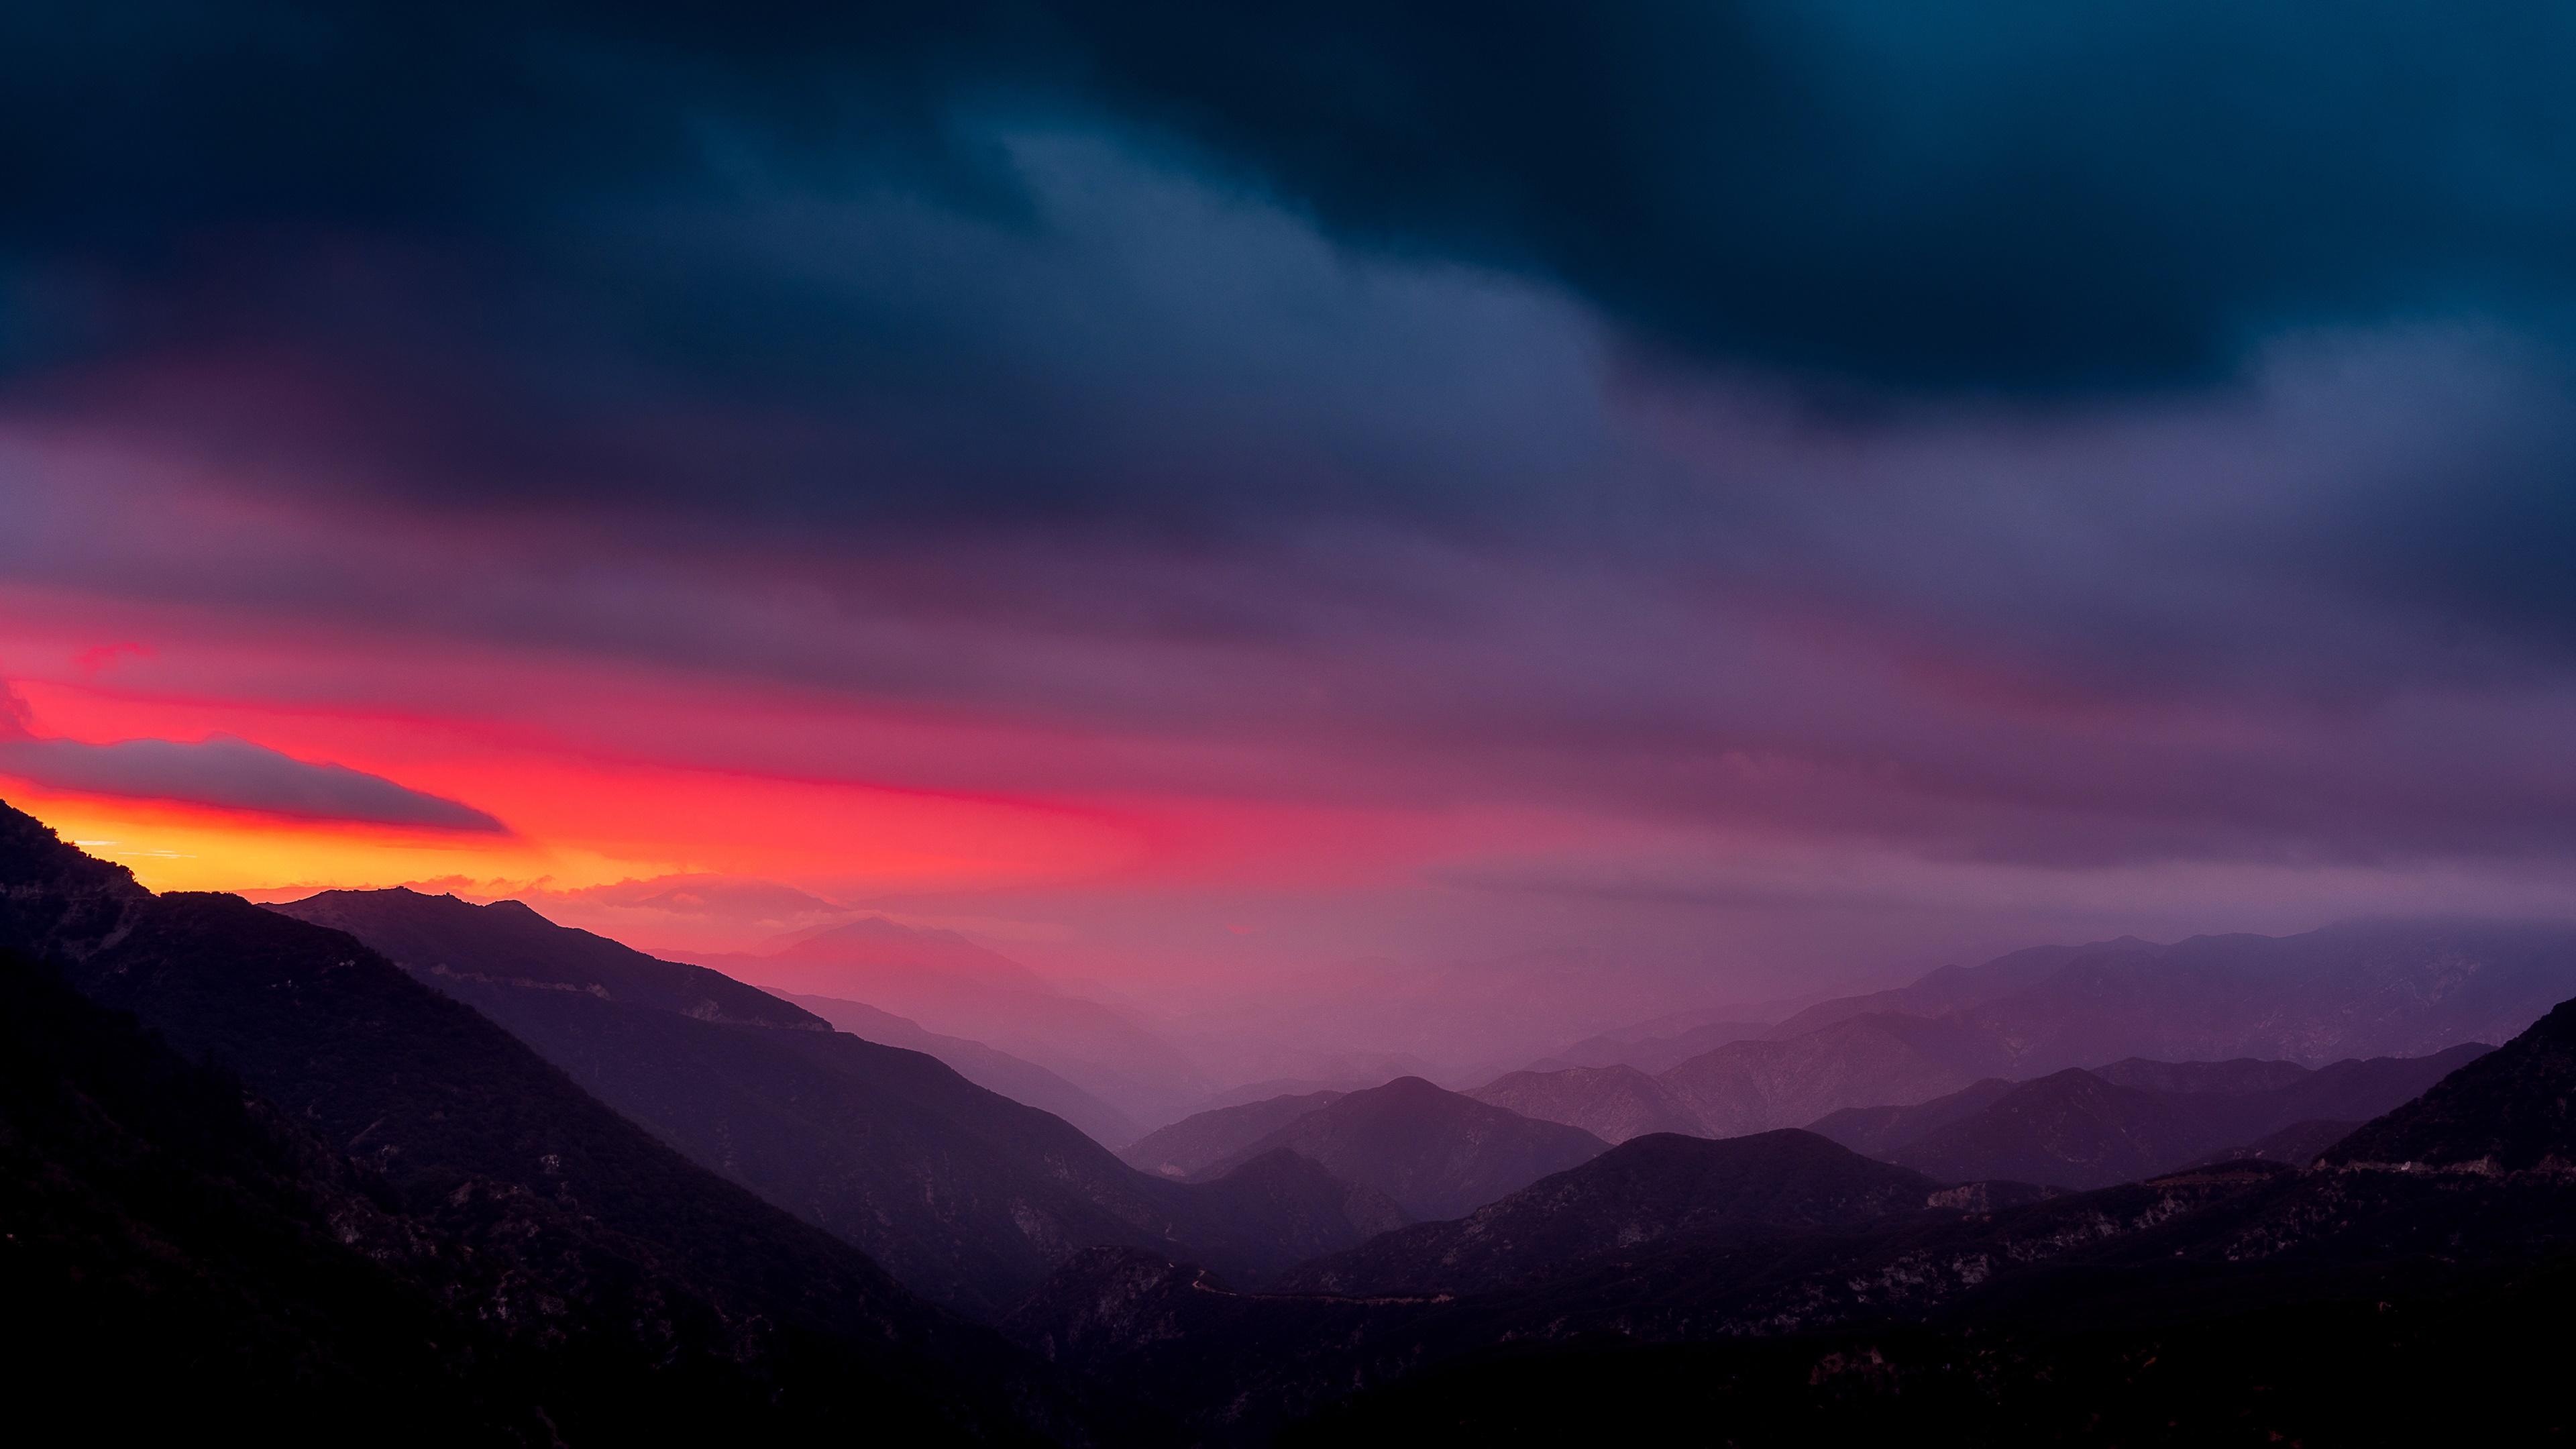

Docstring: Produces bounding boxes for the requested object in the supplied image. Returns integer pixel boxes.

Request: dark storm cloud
[11,2,2576,409]
[13,0,2576,879]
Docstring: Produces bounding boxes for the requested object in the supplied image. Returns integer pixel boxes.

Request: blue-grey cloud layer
[11,2,2576,387]
[7,1,2576,884]
[0,735,506,833]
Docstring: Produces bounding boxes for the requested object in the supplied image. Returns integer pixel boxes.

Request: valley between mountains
[11,794,2576,1445]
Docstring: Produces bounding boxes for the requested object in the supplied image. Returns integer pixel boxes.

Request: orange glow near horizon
[0,605,1515,910]
[1,635,1153,903]
[0,596,1704,974]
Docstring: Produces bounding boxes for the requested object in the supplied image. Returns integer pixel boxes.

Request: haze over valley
[13,1,2576,1441]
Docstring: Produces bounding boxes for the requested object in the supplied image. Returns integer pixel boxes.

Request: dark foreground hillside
[1279,1269,2576,1446]
[0,800,1086,1446]
[0,949,494,1442]
[21,782,2576,1448]
[1004,989,2576,1443]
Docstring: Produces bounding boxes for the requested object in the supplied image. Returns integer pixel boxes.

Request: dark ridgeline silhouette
[1659,1011,2002,1137]
[1117,1089,1347,1177]
[0,948,488,1441]
[1806,1077,2021,1155]
[1883,1068,2247,1189]
[1877,1044,2490,1189]
[1462,1064,1708,1143]
[1270,1130,1942,1297]
[999,983,2576,1441]
[1489,921,2576,1148]
[779,990,1142,1146]
[2086,1057,2313,1093]
[2321,993,2576,1171]
[23,781,2576,1446]
[684,917,1212,1126]
[1191,1076,1613,1221]
[0,799,1076,1444]
[273,887,1401,1317]
[2182,1117,2363,1169]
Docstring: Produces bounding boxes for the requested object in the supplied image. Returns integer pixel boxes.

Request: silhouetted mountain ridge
[2322,994,2576,1170]
[1806,1078,2019,1157]
[274,886,1399,1318]
[1118,1090,1345,1177]
[0,800,1073,1444]
[1646,919,2575,1141]
[680,918,1210,1125]
[1197,1077,1611,1220]
[1271,1130,1943,1297]
[999,983,2576,1439]
[1884,1044,2490,1189]
[1464,1064,1707,1143]
[1660,1010,2006,1137]
[781,990,1143,1146]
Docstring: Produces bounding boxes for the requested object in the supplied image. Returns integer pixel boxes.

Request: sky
[10,2,2576,1034]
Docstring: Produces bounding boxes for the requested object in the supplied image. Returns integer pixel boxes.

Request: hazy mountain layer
[1886,1045,2489,1189]
[686,918,1212,1126]
[1197,1077,1611,1220]
[276,887,1395,1317]
[1463,1065,1707,1143]
[1650,920,2571,1140]
[1521,1019,1770,1075]
[781,991,1140,1147]
[1002,989,2576,1438]
[1271,1130,1941,1297]
[1658,1012,2004,1137]
[1117,1090,1345,1177]
[1805,1077,2019,1156]
[1884,1069,2239,1189]
[2088,1056,2312,1093]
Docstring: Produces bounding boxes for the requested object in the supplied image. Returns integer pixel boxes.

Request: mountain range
[23,780,2576,1446]
[1118,1090,1348,1177]
[680,917,1214,1127]
[1190,1077,1613,1221]
[775,989,1141,1146]
[0,800,1075,1442]
[1269,1130,1942,1297]
[998,991,2576,1441]
[1460,920,2576,1150]
[1462,1065,1705,1143]
[270,886,1397,1318]
[1880,1044,2489,1188]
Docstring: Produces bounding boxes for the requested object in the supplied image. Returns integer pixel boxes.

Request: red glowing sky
[11,30,2576,1025]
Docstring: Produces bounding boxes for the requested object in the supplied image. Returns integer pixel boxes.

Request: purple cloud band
[0,734,506,833]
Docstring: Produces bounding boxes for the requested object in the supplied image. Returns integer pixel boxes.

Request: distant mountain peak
[1200,1075,1609,1220]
